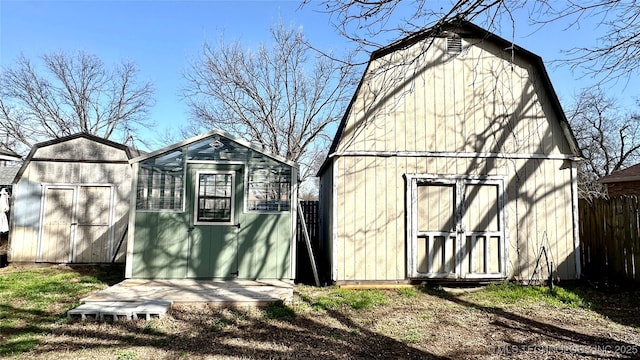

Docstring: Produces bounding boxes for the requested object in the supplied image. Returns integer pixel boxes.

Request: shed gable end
[334,32,575,159]
[35,137,129,162]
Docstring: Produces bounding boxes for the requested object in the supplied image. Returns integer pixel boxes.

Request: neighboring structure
[126,130,298,280]
[318,20,583,284]
[0,167,20,188]
[0,158,20,267]
[0,167,19,260]
[600,164,640,197]
[0,148,21,165]
[9,134,134,264]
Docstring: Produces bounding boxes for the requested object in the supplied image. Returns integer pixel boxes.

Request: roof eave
[601,176,640,184]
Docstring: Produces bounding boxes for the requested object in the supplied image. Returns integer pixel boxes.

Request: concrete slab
[70,280,292,321]
[81,279,294,305]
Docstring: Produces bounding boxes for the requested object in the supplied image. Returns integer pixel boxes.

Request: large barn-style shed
[9,134,134,264]
[318,20,583,284]
[125,130,298,280]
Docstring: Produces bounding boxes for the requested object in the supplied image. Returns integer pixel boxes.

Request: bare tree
[0,51,154,154]
[304,0,640,82]
[532,1,640,81]
[183,21,356,179]
[303,0,520,49]
[568,88,640,198]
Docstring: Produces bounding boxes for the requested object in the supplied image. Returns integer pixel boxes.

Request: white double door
[407,175,506,279]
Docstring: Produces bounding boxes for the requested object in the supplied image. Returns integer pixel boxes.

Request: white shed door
[408,176,506,279]
[38,185,114,263]
[39,187,75,263]
[75,186,113,263]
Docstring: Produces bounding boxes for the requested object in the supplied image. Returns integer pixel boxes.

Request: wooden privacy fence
[579,196,640,282]
[296,200,323,284]
[297,201,319,244]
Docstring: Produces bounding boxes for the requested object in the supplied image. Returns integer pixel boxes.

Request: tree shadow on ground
[422,284,639,359]
[26,299,445,360]
[67,264,125,286]
[566,280,640,329]
[0,303,67,357]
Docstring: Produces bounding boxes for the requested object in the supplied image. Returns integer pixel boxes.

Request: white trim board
[331,151,581,161]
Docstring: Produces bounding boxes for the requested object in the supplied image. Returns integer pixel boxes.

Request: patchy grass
[1,267,639,359]
[462,282,588,309]
[114,349,138,360]
[399,286,420,298]
[307,287,390,310]
[263,300,296,320]
[0,265,122,357]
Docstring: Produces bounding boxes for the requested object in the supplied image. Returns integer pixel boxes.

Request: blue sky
[1,1,636,149]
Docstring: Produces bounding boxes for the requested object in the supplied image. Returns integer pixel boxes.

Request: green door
[186,165,242,278]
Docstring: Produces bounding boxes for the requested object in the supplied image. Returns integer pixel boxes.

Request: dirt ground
[9,283,640,360]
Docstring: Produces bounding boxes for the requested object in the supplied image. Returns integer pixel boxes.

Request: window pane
[196,173,233,223]
[247,165,291,211]
[136,150,184,211]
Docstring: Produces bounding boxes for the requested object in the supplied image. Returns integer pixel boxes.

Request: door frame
[185,162,243,278]
[405,174,508,279]
[37,183,116,263]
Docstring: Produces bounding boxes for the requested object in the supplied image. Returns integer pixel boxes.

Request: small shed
[600,164,640,197]
[125,130,298,280]
[318,20,583,284]
[9,133,134,264]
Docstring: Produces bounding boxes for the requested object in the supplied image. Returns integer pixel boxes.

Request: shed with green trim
[125,130,298,280]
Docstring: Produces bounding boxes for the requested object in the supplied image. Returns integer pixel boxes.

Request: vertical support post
[571,161,582,279]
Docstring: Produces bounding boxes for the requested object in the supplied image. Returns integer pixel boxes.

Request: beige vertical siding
[333,156,575,281]
[9,138,131,263]
[329,36,578,282]
[337,38,571,156]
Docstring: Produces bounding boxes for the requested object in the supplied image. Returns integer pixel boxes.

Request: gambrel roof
[319,19,582,175]
[12,133,136,183]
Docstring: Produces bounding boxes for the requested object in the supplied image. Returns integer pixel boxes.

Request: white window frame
[193,170,235,226]
[245,165,292,213]
[135,161,186,213]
